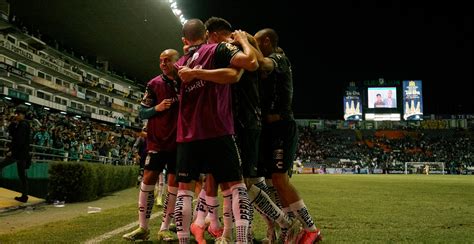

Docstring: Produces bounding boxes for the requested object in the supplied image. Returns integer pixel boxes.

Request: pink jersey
[142,75,179,151]
[175,42,240,142]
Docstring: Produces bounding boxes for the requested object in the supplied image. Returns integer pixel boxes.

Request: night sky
[9,0,472,119]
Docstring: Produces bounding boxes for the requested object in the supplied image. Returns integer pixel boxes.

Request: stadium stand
[296,125,473,175]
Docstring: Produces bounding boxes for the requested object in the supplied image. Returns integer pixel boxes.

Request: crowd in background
[1,101,138,164]
[296,126,473,173]
[1,101,472,173]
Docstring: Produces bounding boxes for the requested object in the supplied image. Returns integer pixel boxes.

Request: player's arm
[258,56,275,73]
[139,99,173,119]
[178,66,244,84]
[243,32,270,71]
[139,85,173,119]
[230,30,259,71]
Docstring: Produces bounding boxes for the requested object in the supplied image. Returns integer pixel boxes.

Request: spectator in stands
[97,140,109,164]
[0,105,32,203]
[69,135,80,161]
[51,128,65,160]
[83,137,94,161]
[33,125,50,159]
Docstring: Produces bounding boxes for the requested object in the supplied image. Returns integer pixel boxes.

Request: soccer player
[199,17,299,244]
[173,18,257,244]
[122,49,180,242]
[255,28,323,243]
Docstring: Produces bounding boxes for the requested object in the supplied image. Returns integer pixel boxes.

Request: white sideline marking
[84,212,162,243]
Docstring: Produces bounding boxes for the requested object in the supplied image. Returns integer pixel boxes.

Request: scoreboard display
[343,79,423,121]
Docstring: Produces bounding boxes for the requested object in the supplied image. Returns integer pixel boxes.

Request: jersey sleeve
[214,42,241,68]
[140,84,157,108]
[269,53,291,75]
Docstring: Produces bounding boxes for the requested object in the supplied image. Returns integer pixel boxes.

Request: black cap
[15,105,29,115]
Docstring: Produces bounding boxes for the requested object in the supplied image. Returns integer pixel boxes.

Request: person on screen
[384,90,395,108]
[374,94,385,108]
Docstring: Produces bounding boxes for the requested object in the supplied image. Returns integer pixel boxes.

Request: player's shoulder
[269,52,287,61]
[215,42,239,54]
[269,52,291,71]
[147,75,165,86]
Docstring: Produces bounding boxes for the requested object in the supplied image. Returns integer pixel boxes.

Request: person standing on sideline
[255,28,322,243]
[123,49,181,242]
[0,105,32,203]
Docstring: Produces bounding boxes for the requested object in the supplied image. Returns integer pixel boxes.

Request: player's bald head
[182,19,206,42]
[255,28,279,48]
[160,49,179,61]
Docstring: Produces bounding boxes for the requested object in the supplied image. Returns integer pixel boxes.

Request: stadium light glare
[4,97,11,100]
[24,102,32,106]
[44,107,50,110]
[60,111,67,115]
[167,0,186,26]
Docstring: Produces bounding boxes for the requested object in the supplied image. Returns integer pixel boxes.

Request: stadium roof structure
[8,0,473,116]
[9,0,183,84]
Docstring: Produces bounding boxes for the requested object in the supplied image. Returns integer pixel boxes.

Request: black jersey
[233,70,262,130]
[260,52,294,120]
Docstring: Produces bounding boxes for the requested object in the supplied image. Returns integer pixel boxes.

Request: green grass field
[1,174,473,243]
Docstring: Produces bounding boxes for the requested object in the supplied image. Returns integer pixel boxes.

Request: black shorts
[176,135,243,184]
[235,128,263,178]
[261,120,298,174]
[143,151,176,174]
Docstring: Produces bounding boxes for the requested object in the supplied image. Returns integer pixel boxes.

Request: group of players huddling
[122,17,322,244]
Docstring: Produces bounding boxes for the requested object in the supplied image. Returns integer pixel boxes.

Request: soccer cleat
[297,228,323,244]
[215,236,232,244]
[207,226,224,238]
[122,227,150,241]
[284,220,302,244]
[190,223,207,244]
[157,229,178,241]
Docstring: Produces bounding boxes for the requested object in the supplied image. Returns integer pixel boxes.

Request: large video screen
[403,80,423,120]
[367,87,397,109]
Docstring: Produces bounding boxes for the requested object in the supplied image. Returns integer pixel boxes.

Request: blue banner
[343,91,362,121]
[403,80,423,120]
